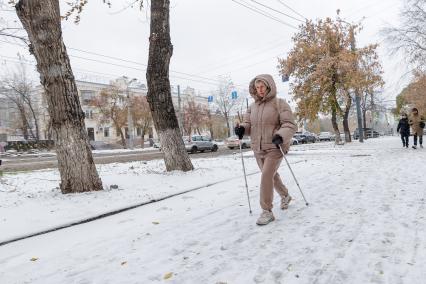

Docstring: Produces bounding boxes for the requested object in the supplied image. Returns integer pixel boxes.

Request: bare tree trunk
[146,0,193,172]
[362,107,368,140]
[331,108,340,143]
[361,93,368,140]
[331,80,341,144]
[224,112,231,137]
[343,95,352,142]
[26,100,40,140]
[207,112,214,139]
[115,124,126,148]
[17,104,30,140]
[16,0,102,193]
[141,129,145,148]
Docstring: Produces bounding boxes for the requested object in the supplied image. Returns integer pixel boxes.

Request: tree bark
[16,0,102,193]
[331,77,341,144]
[207,112,214,139]
[331,106,341,143]
[26,99,40,140]
[146,0,193,172]
[17,103,30,140]
[224,112,231,137]
[342,95,352,142]
[362,106,368,140]
[140,128,145,148]
[112,117,126,148]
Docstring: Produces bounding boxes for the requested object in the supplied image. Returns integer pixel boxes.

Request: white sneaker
[281,195,292,210]
[256,210,275,225]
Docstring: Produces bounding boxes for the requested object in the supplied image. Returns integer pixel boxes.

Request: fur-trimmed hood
[248,74,277,103]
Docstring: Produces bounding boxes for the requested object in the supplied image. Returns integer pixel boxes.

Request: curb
[0,171,260,247]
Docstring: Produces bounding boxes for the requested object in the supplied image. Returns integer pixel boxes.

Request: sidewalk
[1,137,426,283]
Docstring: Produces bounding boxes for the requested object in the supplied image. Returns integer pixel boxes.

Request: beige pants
[254,148,289,211]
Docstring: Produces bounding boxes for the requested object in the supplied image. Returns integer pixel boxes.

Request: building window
[104,127,110,137]
[116,127,121,137]
[136,127,142,136]
[81,90,96,105]
[84,109,94,119]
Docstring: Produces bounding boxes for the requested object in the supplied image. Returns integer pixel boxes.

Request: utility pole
[349,26,364,142]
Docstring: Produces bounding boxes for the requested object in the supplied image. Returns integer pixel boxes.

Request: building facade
[1,78,213,146]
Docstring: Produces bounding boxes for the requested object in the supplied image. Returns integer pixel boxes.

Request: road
[0,146,250,172]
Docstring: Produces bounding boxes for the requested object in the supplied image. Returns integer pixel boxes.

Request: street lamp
[125,77,137,150]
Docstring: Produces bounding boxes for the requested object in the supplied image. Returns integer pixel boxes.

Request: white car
[184,135,218,153]
[318,132,333,141]
[225,136,251,149]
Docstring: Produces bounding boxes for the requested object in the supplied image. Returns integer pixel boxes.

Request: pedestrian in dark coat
[397,113,410,148]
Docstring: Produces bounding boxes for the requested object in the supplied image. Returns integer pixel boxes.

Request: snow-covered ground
[1,137,426,283]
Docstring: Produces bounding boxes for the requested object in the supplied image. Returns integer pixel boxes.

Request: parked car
[184,135,218,153]
[225,135,251,149]
[303,132,316,143]
[153,140,161,149]
[353,128,380,139]
[318,132,333,141]
[291,137,299,145]
[293,134,308,144]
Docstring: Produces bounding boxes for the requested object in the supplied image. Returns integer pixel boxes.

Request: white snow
[1,137,426,283]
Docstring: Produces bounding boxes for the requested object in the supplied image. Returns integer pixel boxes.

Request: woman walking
[234,74,297,225]
[409,108,425,149]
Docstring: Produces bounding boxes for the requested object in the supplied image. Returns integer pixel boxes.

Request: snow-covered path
[1,137,426,283]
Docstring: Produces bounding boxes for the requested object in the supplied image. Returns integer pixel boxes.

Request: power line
[196,37,290,75]
[0,53,246,93]
[226,52,286,73]
[0,39,251,87]
[248,0,304,23]
[0,40,225,86]
[230,0,299,30]
[68,47,224,84]
[276,0,307,21]
[0,55,248,99]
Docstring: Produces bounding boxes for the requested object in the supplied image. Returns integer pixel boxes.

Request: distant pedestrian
[409,107,425,149]
[234,74,297,226]
[397,113,410,148]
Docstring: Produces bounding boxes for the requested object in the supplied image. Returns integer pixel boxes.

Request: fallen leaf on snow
[164,272,173,279]
[121,261,127,266]
[152,221,160,225]
[30,257,38,261]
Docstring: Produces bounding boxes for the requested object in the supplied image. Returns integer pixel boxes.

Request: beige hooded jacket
[241,74,297,153]
[409,112,425,136]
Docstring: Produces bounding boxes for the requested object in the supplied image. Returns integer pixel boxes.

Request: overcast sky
[0,0,407,106]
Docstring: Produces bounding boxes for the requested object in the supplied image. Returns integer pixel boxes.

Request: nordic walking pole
[239,139,252,214]
[278,145,309,206]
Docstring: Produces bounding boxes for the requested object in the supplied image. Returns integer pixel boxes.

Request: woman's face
[255,81,267,97]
